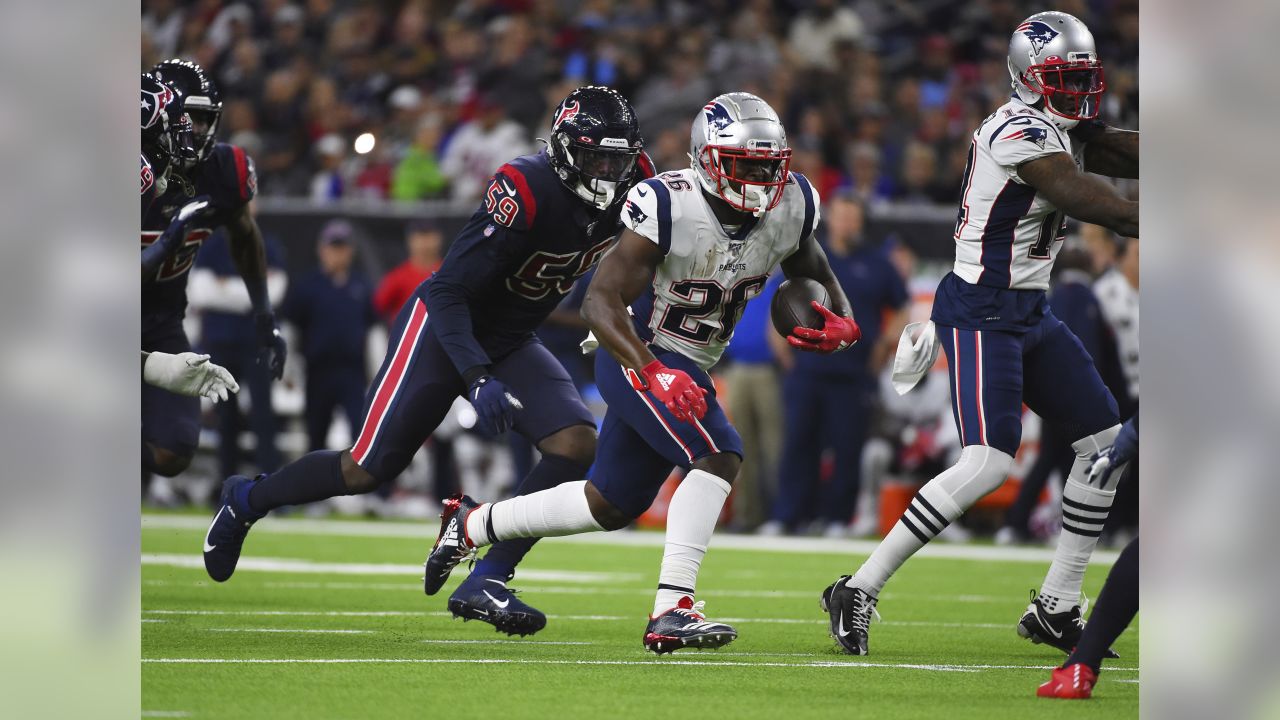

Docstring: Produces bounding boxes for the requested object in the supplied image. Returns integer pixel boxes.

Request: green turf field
[142,512,1137,719]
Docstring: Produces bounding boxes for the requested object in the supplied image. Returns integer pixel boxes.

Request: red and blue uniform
[351,150,654,483]
[141,142,256,457]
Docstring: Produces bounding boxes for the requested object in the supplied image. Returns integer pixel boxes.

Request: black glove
[467,375,523,436]
[254,311,288,380]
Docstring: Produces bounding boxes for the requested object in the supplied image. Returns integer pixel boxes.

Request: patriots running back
[202,87,655,638]
[141,60,287,482]
[823,11,1138,657]
[425,92,861,654]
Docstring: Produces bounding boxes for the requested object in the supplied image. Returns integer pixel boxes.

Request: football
[770,277,830,338]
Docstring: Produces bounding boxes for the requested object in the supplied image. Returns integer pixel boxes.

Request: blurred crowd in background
[141,0,1137,205]
[142,0,1138,544]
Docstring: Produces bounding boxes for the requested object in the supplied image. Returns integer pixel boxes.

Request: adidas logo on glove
[655,372,677,391]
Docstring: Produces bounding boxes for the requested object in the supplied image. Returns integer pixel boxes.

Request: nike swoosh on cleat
[837,618,853,637]
[203,506,225,553]
[1037,612,1065,639]
[483,590,510,609]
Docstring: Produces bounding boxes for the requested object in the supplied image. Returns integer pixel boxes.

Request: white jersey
[952,99,1085,291]
[620,168,818,369]
[1094,267,1139,398]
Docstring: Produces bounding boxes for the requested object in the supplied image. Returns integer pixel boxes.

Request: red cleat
[1037,663,1097,699]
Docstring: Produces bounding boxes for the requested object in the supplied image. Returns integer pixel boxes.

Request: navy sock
[471,453,590,579]
[247,450,350,513]
[1067,536,1139,673]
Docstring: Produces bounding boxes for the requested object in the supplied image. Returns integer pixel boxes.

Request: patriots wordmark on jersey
[619,168,819,370]
[952,98,1084,291]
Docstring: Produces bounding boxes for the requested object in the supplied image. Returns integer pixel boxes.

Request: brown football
[770,278,830,338]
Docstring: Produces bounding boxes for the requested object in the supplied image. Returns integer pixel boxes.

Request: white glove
[143,351,240,402]
[891,321,941,395]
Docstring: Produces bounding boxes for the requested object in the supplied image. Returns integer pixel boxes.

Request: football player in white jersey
[822,11,1139,656]
[425,92,861,653]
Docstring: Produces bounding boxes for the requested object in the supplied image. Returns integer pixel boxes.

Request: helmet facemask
[555,133,639,210]
[183,97,223,167]
[698,145,791,217]
[1023,57,1105,122]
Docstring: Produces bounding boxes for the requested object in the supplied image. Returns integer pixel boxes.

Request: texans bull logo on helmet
[141,83,175,131]
[553,100,580,129]
[1016,20,1061,56]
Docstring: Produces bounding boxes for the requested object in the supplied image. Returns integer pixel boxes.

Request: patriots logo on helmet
[1017,21,1060,56]
[553,100,580,129]
[999,126,1049,150]
[703,102,734,139]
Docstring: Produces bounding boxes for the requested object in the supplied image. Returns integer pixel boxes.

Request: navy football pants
[938,309,1119,456]
[589,346,743,519]
[350,298,594,484]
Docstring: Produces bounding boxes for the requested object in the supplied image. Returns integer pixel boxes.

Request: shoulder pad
[483,162,544,231]
[621,177,681,254]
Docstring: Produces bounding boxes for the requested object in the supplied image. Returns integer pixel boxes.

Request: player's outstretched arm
[581,229,664,371]
[1018,153,1139,238]
[1078,124,1139,179]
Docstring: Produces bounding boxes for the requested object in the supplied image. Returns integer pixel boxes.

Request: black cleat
[1017,590,1119,658]
[202,475,266,582]
[424,494,480,595]
[448,573,547,637]
[822,575,879,655]
[643,597,737,655]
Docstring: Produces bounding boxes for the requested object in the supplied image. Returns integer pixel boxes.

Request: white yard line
[141,553,638,583]
[420,639,593,646]
[207,628,374,634]
[143,514,1117,565]
[142,657,1138,673]
[142,608,1031,632]
[141,713,191,718]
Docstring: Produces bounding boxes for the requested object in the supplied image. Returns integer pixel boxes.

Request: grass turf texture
[143,512,1137,719]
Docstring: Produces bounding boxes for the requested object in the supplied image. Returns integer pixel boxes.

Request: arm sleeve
[423,166,537,380]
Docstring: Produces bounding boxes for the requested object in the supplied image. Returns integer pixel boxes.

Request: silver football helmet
[689,92,791,217]
[1007,11,1105,129]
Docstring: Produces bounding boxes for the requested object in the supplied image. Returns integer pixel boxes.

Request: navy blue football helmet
[546,86,644,210]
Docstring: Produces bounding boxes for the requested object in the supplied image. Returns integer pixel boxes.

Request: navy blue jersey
[421,150,654,377]
[142,142,256,332]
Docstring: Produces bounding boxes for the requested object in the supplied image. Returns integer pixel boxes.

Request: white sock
[653,470,732,616]
[1040,431,1124,611]
[465,480,602,548]
[849,446,1012,597]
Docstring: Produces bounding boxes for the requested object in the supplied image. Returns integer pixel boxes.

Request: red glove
[626,360,709,423]
[788,302,862,354]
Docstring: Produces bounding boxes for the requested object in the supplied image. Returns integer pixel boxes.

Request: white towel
[891,321,941,395]
[580,331,599,355]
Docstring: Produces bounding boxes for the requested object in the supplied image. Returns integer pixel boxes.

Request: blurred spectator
[391,113,449,201]
[282,220,375,451]
[440,95,532,203]
[786,0,866,72]
[1094,236,1139,540]
[188,220,289,485]
[720,274,787,532]
[373,220,443,324]
[764,194,910,537]
[310,133,347,201]
[142,0,186,60]
[708,10,782,91]
[632,45,713,138]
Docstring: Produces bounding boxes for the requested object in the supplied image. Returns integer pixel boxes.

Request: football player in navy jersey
[141,60,287,483]
[202,87,654,636]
